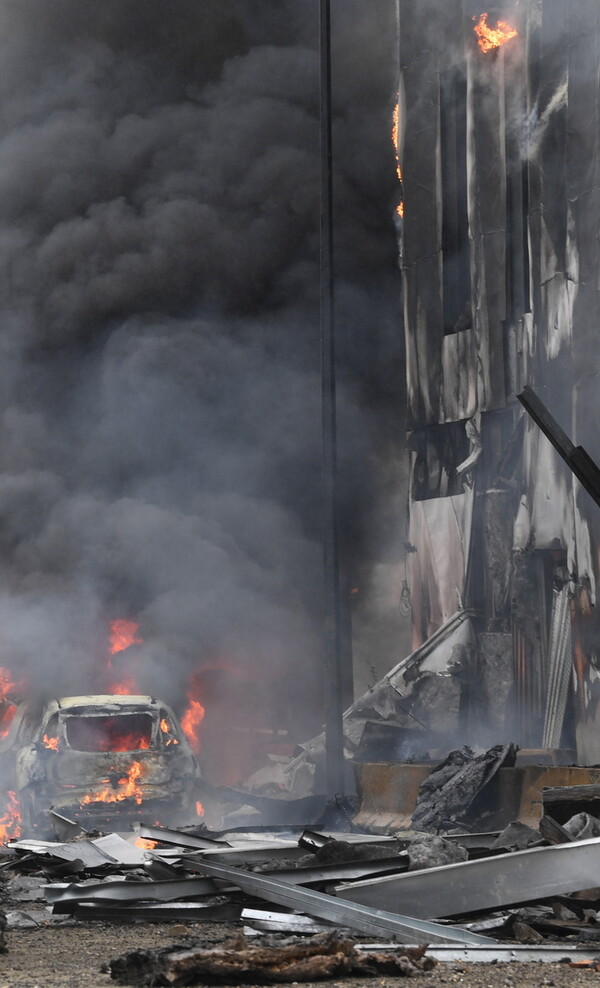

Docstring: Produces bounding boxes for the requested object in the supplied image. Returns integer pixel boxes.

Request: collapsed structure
[396,0,600,763]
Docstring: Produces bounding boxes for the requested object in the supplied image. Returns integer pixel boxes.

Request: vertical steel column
[320,0,345,797]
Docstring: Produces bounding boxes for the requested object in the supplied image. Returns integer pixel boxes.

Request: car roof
[55,694,160,710]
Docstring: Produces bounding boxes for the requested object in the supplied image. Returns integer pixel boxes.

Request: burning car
[1,694,201,834]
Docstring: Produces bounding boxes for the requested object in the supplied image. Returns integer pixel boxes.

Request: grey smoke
[0,1,403,777]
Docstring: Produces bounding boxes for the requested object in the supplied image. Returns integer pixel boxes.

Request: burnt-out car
[2,694,201,833]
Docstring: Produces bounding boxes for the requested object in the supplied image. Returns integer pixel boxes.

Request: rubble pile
[0,795,600,980]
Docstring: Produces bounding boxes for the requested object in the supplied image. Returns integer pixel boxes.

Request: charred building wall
[399,0,600,761]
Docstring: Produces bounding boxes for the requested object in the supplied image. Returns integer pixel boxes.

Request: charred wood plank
[542,784,600,803]
[109,933,434,986]
[538,815,577,844]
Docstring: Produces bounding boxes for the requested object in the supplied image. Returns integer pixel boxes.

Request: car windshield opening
[65,713,154,751]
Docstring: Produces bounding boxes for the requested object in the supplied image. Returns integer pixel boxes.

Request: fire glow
[473,12,518,53]
[392,103,404,218]
[0,791,21,843]
[0,667,23,741]
[107,619,143,694]
[109,620,143,655]
[161,717,179,746]
[80,761,144,806]
[181,698,205,754]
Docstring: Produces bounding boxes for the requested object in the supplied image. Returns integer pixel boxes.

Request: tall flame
[181,698,205,755]
[0,791,21,843]
[107,620,143,694]
[109,620,143,655]
[473,12,518,53]
[0,667,22,741]
[392,102,404,218]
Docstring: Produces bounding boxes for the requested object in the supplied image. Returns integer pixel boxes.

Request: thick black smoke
[0,1,403,779]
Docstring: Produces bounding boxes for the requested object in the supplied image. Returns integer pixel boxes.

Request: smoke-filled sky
[0,0,404,756]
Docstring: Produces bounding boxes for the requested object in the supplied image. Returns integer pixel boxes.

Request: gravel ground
[2,921,600,988]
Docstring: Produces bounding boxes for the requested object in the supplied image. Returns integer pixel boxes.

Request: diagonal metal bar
[517,386,600,509]
[134,824,229,849]
[195,860,497,945]
[335,835,600,919]
[354,945,600,964]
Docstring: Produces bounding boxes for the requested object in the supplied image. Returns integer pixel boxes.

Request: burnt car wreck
[1,695,200,834]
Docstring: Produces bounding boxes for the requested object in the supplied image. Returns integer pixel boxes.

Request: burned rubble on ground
[2,782,600,983]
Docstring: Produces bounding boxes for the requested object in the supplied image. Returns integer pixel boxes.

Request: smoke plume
[0,0,403,778]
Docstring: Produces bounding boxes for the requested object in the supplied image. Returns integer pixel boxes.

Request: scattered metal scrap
[5,808,600,973]
[195,859,496,945]
[335,834,600,918]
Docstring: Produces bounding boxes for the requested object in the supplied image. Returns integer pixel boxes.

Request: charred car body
[2,694,200,833]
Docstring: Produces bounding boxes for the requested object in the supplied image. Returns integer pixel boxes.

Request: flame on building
[392,102,405,218]
[473,12,518,53]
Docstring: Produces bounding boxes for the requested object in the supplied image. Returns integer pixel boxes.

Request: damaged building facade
[396,0,600,764]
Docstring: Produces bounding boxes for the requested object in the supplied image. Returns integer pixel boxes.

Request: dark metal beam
[517,386,600,509]
[320,0,346,797]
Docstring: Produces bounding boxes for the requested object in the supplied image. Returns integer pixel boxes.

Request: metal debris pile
[1,793,600,981]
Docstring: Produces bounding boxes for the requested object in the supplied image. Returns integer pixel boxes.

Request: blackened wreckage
[395,0,600,765]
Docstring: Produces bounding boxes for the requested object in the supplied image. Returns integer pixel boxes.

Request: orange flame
[107,620,143,694]
[160,718,179,747]
[109,620,143,655]
[0,667,23,741]
[181,699,205,755]
[392,104,402,182]
[133,837,158,850]
[473,12,518,53]
[0,791,21,843]
[43,735,59,751]
[110,676,138,696]
[196,800,204,817]
[81,761,144,806]
[0,702,16,742]
[392,102,404,219]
